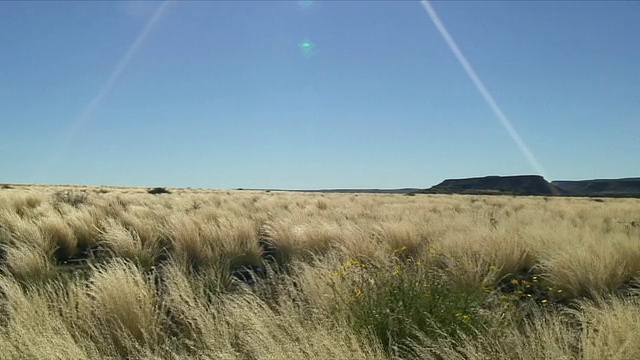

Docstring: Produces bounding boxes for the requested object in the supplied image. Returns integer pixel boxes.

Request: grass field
[1,184,639,359]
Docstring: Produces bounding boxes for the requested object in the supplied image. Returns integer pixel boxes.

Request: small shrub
[148,187,171,195]
[52,190,89,208]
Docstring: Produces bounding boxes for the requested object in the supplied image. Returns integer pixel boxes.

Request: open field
[1,184,640,359]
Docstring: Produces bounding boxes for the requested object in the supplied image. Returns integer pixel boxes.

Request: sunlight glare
[46,1,172,176]
[421,1,548,178]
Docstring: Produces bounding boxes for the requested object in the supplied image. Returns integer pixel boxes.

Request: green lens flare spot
[299,40,316,57]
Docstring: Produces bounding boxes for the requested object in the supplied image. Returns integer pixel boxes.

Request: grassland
[0,184,639,359]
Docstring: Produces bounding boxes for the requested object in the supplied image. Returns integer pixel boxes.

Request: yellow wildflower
[393,265,402,275]
[393,246,408,253]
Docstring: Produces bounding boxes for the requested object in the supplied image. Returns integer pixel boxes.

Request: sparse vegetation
[0,184,639,358]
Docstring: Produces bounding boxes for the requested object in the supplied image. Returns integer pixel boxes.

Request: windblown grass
[0,184,639,358]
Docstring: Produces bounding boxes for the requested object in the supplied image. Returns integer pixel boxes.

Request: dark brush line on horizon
[2,175,640,198]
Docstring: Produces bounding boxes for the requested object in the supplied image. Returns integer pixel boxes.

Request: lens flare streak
[46,1,172,176]
[420,1,548,178]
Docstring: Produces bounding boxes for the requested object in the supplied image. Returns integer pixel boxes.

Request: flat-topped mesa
[424,175,566,196]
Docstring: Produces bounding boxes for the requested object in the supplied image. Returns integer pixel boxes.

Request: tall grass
[0,185,639,358]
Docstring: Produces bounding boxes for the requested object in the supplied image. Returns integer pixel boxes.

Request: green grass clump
[329,255,490,354]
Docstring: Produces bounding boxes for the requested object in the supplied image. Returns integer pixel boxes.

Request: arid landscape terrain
[1,184,640,359]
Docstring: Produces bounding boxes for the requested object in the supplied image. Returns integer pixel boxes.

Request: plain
[0,184,639,359]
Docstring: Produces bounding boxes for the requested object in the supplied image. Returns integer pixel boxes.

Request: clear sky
[1,1,639,189]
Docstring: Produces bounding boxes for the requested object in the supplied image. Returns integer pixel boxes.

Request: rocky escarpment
[415,175,567,196]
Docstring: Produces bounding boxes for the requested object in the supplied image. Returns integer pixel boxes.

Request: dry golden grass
[0,184,639,358]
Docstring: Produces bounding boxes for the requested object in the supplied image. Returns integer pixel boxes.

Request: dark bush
[148,187,171,195]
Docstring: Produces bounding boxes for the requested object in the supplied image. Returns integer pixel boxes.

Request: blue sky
[1,1,639,189]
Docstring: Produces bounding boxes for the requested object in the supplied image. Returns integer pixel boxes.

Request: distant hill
[4,179,639,197]
[410,175,640,198]
[414,175,566,196]
[243,176,640,198]
[551,178,640,197]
